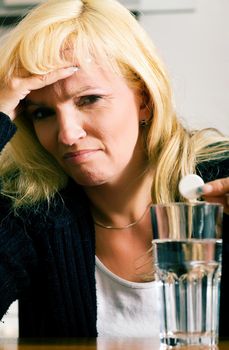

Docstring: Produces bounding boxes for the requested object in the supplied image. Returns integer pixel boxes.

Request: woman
[0,0,228,338]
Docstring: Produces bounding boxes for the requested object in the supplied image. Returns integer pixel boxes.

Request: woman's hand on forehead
[28,66,79,90]
[0,66,79,121]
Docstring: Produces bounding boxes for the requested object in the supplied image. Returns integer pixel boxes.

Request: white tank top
[95,256,161,338]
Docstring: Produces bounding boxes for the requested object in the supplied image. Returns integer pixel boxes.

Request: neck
[84,171,153,228]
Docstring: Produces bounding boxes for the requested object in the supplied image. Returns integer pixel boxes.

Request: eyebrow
[23,100,46,107]
[64,85,101,98]
[24,85,101,106]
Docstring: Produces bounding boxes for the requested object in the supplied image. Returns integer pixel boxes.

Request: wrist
[0,108,15,120]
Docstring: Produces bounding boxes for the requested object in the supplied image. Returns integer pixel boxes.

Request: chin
[69,170,112,187]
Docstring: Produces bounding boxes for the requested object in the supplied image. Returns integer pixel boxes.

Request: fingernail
[65,66,79,73]
[196,186,204,195]
[196,184,213,195]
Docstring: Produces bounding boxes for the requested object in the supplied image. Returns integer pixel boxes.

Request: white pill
[179,174,204,200]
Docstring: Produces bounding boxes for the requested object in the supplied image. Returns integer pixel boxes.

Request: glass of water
[151,202,223,347]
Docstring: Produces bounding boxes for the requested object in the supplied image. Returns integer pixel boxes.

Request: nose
[57,112,87,146]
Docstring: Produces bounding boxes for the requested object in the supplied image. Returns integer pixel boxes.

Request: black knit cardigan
[0,112,228,338]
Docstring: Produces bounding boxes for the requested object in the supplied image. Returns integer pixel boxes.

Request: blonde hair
[0,0,228,208]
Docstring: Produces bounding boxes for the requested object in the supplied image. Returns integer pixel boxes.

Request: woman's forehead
[27,65,130,102]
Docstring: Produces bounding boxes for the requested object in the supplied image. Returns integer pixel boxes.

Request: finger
[198,177,229,196]
[26,66,79,91]
[0,67,79,120]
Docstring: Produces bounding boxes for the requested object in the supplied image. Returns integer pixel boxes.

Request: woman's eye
[28,107,55,120]
[77,95,101,107]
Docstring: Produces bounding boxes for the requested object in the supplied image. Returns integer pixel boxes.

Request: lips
[63,149,100,164]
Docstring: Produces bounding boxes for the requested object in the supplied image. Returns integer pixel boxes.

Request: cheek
[33,124,55,153]
[104,116,140,159]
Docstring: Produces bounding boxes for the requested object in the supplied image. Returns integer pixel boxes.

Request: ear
[139,90,152,123]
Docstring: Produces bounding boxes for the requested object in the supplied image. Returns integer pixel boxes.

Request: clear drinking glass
[151,202,223,348]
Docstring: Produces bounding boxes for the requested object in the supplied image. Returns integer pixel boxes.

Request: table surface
[0,338,229,350]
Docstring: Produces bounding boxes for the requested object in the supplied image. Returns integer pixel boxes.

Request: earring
[140,119,149,127]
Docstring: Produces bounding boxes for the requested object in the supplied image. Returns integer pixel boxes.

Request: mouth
[63,149,101,164]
